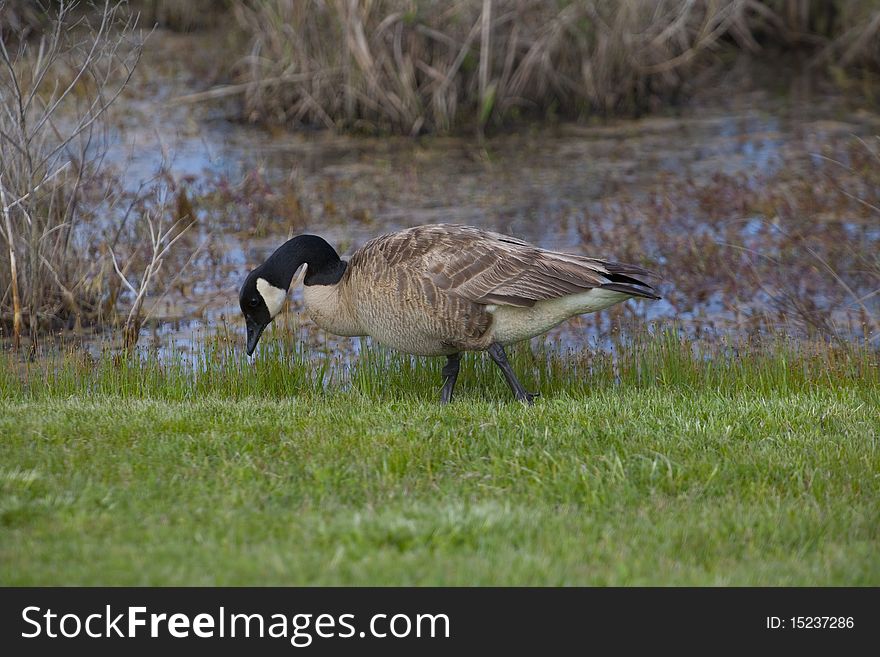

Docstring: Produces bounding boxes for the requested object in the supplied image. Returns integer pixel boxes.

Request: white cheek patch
[256,277,287,318]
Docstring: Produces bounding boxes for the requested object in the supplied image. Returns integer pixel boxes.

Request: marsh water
[87,31,880,357]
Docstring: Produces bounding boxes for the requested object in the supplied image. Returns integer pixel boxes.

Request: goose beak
[246,319,268,357]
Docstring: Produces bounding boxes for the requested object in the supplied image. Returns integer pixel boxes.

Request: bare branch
[2,161,71,212]
[110,248,138,297]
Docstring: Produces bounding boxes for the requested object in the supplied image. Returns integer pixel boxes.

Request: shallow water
[67,30,880,358]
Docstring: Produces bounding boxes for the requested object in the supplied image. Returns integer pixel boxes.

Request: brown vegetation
[229,0,880,135]
[582,135,880,341]
[132,0,235,32]
[0,1,44,44]
[0,1,200,347]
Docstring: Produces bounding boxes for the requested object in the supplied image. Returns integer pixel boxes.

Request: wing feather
[360,224,659,308]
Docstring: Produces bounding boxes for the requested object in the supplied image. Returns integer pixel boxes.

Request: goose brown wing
[362,224,658,309]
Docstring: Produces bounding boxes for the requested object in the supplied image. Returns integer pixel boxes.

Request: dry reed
[229,0,880,134]
[0,1,201,346]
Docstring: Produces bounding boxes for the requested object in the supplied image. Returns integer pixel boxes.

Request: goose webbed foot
[439,352,461,404]
[487,343,539,405]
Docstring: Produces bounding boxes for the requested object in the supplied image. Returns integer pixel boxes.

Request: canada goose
[240,224,659,404]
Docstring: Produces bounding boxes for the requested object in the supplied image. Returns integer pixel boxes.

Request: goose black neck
[264,235,346,289]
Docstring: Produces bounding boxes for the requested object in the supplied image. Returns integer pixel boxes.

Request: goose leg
[440,352,461,404]
[487,343,539,405]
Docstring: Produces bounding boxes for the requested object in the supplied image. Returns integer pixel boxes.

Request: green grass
[1,332,878,585]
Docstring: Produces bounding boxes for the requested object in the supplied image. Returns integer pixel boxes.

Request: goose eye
[249,297,259,308]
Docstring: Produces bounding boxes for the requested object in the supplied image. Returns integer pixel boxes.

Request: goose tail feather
[595,260,661,300]
[600,282,661,300]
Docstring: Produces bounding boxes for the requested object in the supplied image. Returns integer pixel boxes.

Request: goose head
[239,234,345,356]
[239,268,284,356]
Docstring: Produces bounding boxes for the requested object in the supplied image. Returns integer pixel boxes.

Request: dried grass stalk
[227,0,880,134]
